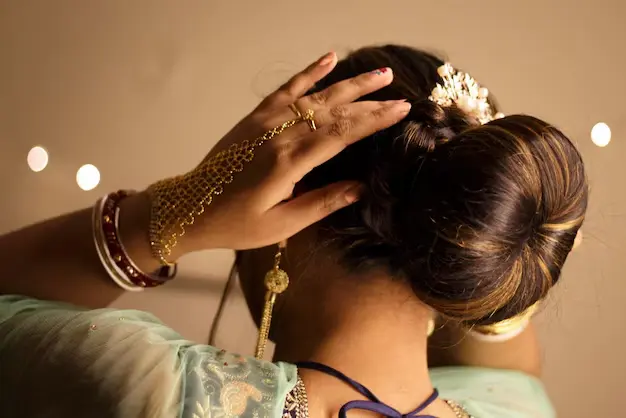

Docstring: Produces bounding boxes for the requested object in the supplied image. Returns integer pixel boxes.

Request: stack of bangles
[92,190,176,291]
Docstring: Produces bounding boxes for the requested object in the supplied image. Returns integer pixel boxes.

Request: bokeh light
[27,146,49,172]
[591,122,611,147]
[76,164,101,191]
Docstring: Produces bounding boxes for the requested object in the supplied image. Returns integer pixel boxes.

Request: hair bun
[305,112,587,326]
[298,45,587,327]
[389,114,587,325]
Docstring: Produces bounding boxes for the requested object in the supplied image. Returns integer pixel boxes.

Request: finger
[298,67,393,110]
[286,101,412,181]
[265,181,363,238]
[266,100,398,142]
[259,52,337,110]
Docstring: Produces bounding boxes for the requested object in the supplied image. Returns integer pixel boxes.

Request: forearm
[0,192,161,308]
[427,322,542,377]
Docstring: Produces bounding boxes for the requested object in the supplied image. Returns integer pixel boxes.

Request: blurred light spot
[27,146,49,172]
[573,229,583,250]
[76,164,100,191]
[591,122,611,147]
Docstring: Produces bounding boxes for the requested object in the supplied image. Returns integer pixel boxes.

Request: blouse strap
[296,361,439,418]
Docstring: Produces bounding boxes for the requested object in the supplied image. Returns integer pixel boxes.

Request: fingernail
[393,102,412,114]
[370,67,391,76]
[344,184,364,204]
[319,52,336,66]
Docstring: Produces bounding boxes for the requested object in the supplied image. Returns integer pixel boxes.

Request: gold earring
[255,242,289,359]
[427,317,435,337]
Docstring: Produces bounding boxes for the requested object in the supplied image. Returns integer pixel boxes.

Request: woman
[0,45,587,417]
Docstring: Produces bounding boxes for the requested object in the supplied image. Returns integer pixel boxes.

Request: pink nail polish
[319,52,336,66]
[371,67,390,75]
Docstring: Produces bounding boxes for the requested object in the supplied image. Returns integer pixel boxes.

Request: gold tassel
[255,243,289,359]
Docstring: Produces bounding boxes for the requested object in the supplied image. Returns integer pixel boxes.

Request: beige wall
[1,1,624,416]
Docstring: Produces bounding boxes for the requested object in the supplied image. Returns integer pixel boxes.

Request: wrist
[118,190,198,268]
[117,191,171,271]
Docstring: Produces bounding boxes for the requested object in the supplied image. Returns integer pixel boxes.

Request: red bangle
[101,191,176,288]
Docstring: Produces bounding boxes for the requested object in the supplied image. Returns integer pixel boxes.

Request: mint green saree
[0,296,555,417]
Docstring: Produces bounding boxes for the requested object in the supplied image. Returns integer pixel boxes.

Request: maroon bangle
[101,190,176,288]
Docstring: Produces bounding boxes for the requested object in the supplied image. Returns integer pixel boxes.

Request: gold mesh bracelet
[147,117,305,266]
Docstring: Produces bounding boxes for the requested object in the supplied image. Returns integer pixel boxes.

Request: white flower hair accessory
[429,63,505,124]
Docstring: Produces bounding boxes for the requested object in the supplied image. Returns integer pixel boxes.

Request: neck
[273,271,435,414]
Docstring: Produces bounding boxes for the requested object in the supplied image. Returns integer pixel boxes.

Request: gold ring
[288,103,316,131]
[288,103,302,118]
[302,109,317,132]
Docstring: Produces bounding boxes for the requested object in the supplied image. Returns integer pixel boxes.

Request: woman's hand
[155,52,411,258]
[0,52,410,307]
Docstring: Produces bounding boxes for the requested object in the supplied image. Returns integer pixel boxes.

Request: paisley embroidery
[181,348,296,418]
[221,381,263,416]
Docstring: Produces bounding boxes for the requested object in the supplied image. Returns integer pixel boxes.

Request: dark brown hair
[300,45,588,325]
